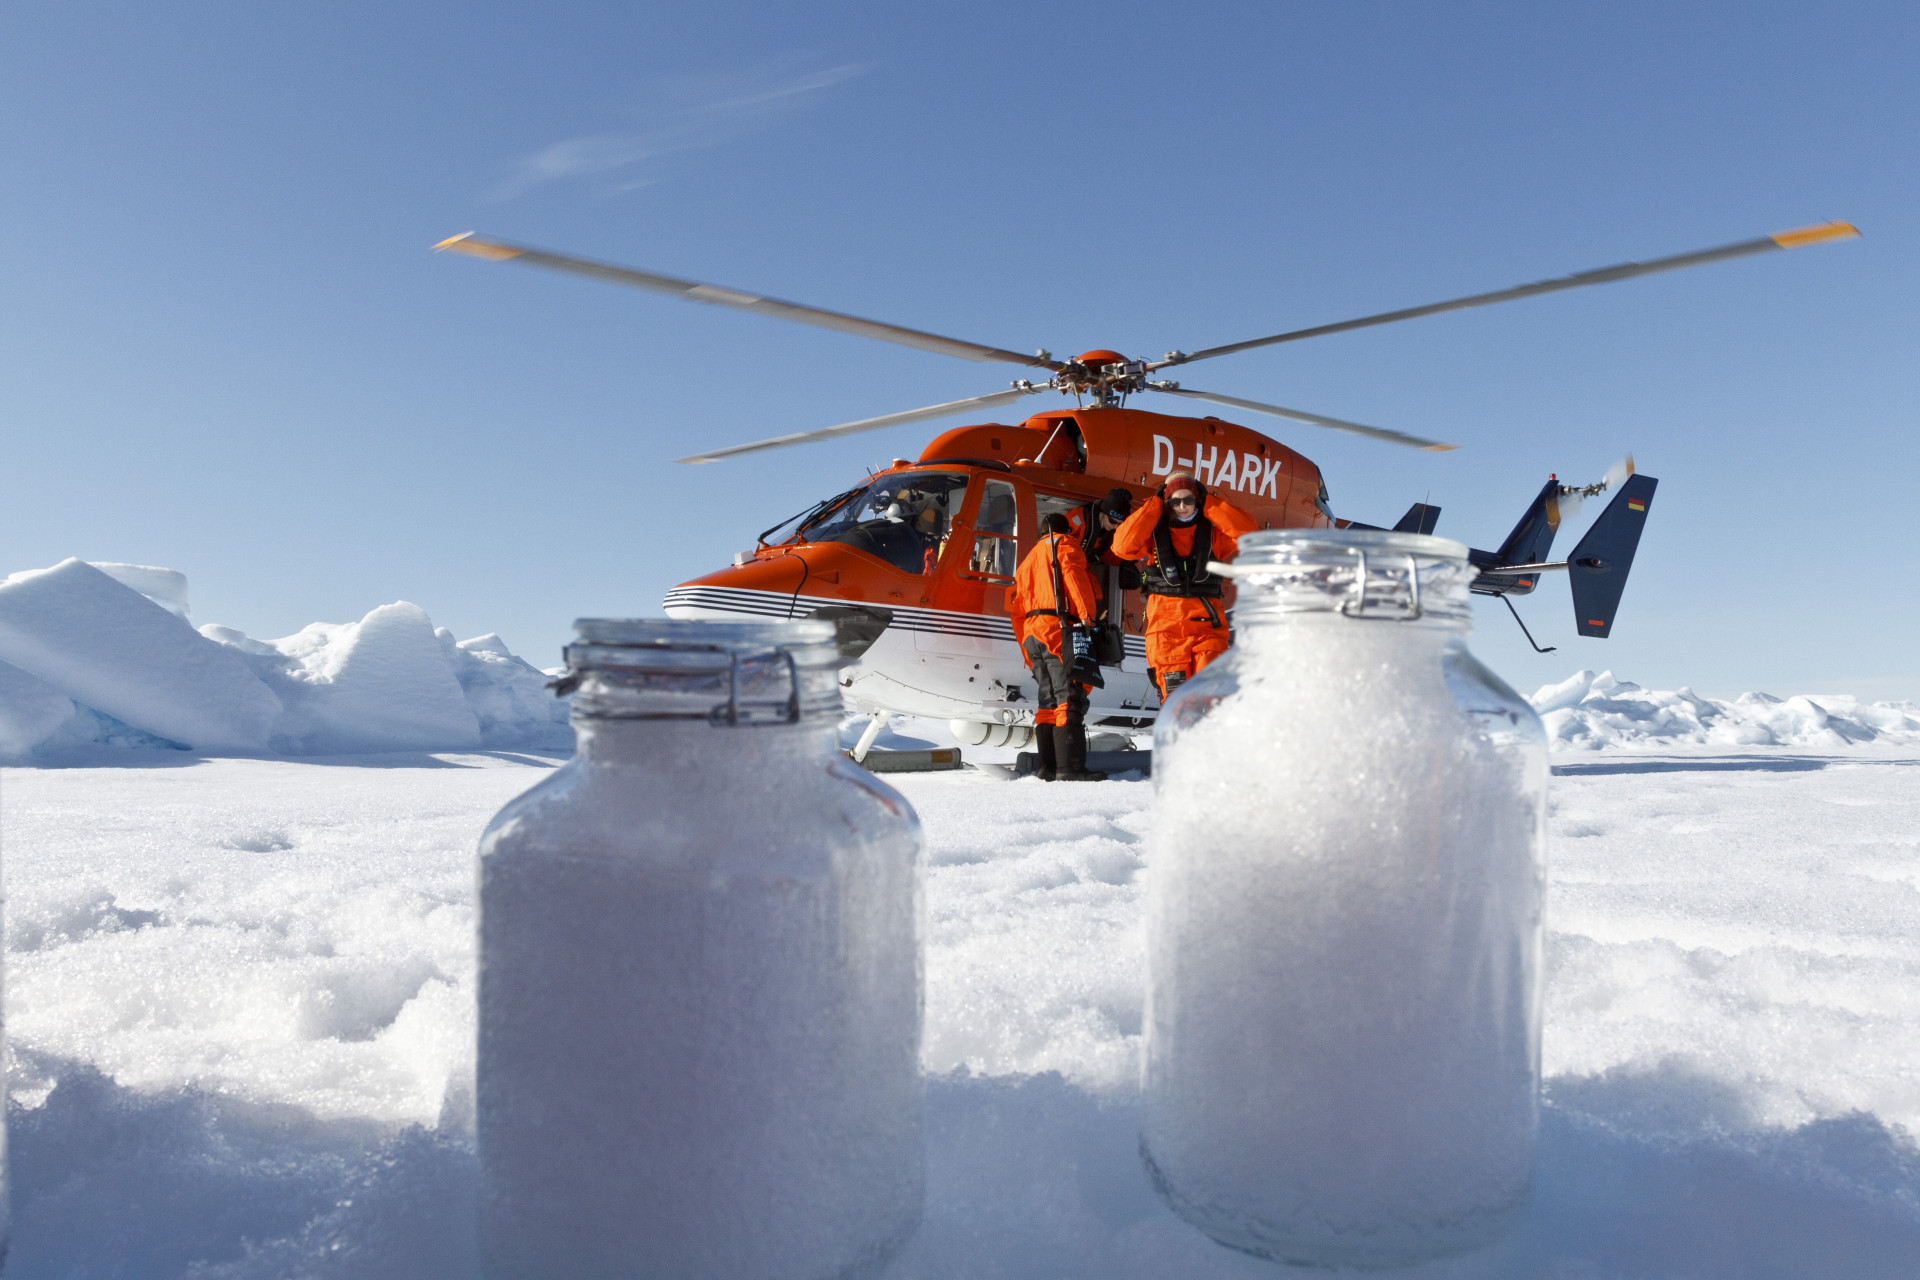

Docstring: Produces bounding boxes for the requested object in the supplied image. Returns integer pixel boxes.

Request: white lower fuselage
[664,585,1161,727]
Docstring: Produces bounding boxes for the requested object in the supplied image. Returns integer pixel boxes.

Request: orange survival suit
[1011,527,1100,727]
[1110,473,1258,696]
[1010,521,1104,780]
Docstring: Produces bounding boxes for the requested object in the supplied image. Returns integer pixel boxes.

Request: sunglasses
[1168,494,1198,507]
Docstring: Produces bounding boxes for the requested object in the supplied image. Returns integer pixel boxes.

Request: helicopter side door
[913,476,1031,707]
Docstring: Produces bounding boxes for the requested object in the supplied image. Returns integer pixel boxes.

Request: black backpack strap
[1151,520,1183,588]
[1049,535,1079,627]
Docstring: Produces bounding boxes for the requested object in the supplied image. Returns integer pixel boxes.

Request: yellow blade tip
[432,232,524,260]
[1423,443,1461,453]
[1770,221,1860,249]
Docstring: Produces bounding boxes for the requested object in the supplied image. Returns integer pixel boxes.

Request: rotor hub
[1040,348,1154,407]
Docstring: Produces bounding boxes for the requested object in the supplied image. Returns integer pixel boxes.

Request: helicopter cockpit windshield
[789,470,970,575]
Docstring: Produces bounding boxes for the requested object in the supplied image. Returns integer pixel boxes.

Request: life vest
[1142,516,1224,599]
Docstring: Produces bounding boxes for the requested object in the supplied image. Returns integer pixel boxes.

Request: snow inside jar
[1141,530,1547,1268]
[476,619,924,1280]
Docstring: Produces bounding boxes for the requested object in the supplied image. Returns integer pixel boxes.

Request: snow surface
[3,719,1919,1277]
[0,561,569,761]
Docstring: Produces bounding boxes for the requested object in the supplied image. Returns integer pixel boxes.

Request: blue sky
[4,1,1915,698]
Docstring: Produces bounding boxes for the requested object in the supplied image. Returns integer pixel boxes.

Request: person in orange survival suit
[1110,470,1258,699]
[1011,512,1105,781]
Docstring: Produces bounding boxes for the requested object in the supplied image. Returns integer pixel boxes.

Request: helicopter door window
[967,480,1018,579]
[796,470,968,575]
[1034,493,1084,528]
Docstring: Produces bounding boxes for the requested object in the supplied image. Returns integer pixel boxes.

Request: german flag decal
[1627,498,1646,512]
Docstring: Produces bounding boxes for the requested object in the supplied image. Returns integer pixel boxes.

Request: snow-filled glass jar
[1142,530,1547,1268]
[476,619,924,1280]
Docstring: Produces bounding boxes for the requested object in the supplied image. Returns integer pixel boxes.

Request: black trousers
[1022,635,1089,727]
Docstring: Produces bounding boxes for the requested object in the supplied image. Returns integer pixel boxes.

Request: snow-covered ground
[4,558,1920,1274]
[4,724,1920,1278]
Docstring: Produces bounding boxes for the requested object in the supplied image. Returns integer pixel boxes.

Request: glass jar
[1141,530,1547,1268]
[477,619,924,1280]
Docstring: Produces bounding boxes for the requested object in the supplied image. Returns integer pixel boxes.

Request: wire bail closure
[708,646,804,727]
[556,641,815,724]
[1337,549,1425,621]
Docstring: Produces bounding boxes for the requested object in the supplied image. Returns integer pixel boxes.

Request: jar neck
[555,618,847,762]
[1234,610,1470,645]
[568,662,842,726]
[1225,530,1473,633]
[573,713,835,765]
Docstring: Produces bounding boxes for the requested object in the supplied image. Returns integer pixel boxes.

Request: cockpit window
[794,471,970,575]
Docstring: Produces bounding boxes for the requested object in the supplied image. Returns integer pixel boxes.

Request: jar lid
[563,618,843,724]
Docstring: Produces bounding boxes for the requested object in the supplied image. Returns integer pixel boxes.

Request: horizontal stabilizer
[1569,475,1658,638]
[1339,502,1442,536]
[1392,503,1442,535]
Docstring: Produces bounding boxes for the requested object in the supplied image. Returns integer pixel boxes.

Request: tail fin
[1495,478,1567,569]
[1568,475,1658,637]
[1391,503,1442,535]
[1467,477,1565,595]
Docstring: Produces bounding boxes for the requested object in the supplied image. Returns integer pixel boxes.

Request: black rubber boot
[1033,725,1058,781]
[1056,723,1107,782]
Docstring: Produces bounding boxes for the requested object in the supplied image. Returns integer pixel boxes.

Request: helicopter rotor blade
[435,233,1064,372]
[1146,384,1457,451]
[676,385,1045,465]
[1159,221,1860,368]
[1602,452,1637,494]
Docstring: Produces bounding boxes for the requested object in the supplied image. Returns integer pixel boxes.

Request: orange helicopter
[436,221,1856,753]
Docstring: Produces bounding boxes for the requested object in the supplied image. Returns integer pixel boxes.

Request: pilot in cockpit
[882,486,951,573]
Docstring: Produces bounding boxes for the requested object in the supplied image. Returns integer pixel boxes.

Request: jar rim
[573,617,837,650]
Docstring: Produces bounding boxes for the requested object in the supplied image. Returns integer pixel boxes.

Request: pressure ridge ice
[0,559,569,761]
[1532,669,1920,750]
